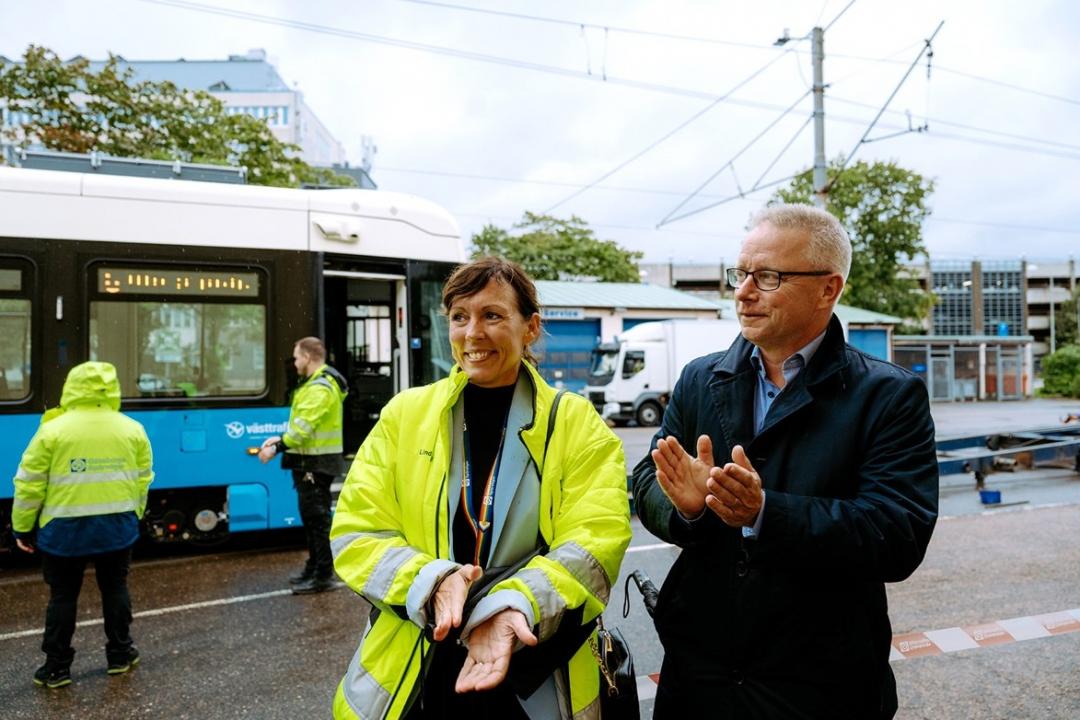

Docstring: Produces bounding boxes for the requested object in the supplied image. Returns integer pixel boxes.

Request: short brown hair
[442,257,542,365]
[294,337,326,361]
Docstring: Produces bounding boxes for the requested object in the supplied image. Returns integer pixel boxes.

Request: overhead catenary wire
[658,173,803,226]
[453,211,752,239]
[139,0,1080,249]
[399,0,783,52]
[927,217,1080,236]
[828,96,1080,153]
[823,21,944,195]
[401,0,1080,107]
[822,0,856,31]
[658,91,812,226]
[141,1,1080,165]
[751,115,814,190]
[138,0,813,109]
[378,166,771,201]
[544,47,803,213]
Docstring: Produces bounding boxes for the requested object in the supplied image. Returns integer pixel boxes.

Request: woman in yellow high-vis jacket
[330,257,632,719]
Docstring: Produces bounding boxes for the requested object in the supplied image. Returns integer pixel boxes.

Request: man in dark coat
[633,204,938,719]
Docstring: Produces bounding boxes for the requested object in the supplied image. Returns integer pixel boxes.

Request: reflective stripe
[363,545,419,602]
[138,467,153,478]
[312,431,341,440]
[550,542,611,605]
[573,695,600,720]
[49,470,141,487]
[288,444,343,456]
[331,530,403,560]
[13,498,42,510]
[341,634,393,719]
[45,499,138,518]
[292,417,315,433]
[15,468,47,482]
[517,567,566,642]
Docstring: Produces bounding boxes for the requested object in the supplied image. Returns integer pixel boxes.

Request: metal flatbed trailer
[936,423,1080,486]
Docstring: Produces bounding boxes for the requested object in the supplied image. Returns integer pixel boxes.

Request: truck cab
[587,338,669,426]
[585,319,743,426]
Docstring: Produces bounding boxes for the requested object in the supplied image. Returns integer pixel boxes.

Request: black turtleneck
[453,381,516,566]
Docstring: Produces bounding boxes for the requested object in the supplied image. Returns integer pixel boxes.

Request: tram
[0,163,464,545]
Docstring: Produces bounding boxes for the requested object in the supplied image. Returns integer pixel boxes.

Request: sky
[2,0,1079,266]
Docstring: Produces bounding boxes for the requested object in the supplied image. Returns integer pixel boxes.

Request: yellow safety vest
[12,362,153,532]
[330,362,631,719]
[284,364,345,456]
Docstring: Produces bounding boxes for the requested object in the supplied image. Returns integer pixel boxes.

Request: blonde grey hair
[750,204,852,281]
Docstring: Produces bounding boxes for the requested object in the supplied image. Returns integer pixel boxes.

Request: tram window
[417,279,452,383]
[0,298,32,400]
[346,305,392,374]
[89,301,266,398]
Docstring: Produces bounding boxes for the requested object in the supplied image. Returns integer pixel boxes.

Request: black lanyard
[460,405,511,567]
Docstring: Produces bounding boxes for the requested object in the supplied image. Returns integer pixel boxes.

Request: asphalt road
[1,398,1078,719]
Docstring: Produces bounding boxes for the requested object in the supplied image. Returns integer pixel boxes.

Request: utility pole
[777,24,828,207]
[812,26,827,208]
[1049,275,1057,355]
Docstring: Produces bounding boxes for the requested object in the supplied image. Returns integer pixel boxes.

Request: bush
[1039,345,1080,397]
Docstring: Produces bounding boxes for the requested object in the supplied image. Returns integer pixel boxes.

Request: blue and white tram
[0,165,464,545]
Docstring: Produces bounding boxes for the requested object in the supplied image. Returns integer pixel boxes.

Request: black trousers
[292,470,334,578]
[40,547,134,668]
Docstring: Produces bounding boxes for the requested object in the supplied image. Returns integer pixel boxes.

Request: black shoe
[291,575,336,595]
[288,566,315,585]
[33,664,72,689]
[107,648,140,676]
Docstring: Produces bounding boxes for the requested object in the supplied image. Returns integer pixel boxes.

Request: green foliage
[471,211,643,282]
[896,322,928,336]
[1039,345,1080,398]
[0,45,354,188]
[1052,287,1080,348]
[772,158,935,325]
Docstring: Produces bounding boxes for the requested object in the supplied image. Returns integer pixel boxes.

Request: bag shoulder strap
[541,389,567,472]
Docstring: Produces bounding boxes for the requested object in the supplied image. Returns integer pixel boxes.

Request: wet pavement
[889,504,1080,720]
[0,544,364,719]
[1,397,1078,718]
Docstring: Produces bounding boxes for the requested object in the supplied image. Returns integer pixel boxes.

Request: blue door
[539,320,601,392]
[848,328,889,360]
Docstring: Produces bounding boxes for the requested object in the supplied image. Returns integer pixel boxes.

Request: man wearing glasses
[633,204,939,719]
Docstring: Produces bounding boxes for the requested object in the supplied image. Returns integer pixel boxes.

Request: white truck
[584,319,744,426]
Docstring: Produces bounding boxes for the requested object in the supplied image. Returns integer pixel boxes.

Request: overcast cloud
[2,0,1078,264]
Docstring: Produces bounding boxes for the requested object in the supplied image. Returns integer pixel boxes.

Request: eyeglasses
[726,267,832,292]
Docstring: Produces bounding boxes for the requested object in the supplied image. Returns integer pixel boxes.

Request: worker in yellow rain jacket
[12,361,153,689]
[330,257,632,719]
[259,336,348,594]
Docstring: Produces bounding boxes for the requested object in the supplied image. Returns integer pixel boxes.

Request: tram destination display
[97,266,259,297]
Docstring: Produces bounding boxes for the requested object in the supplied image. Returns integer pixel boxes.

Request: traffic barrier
[635,607,1080,698]
[890,608,1080,660]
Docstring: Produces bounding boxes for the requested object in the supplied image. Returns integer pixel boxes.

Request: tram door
[323,274,399,458]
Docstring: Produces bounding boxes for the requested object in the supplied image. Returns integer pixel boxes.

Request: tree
[0,45,353,188]
[771,158,935,325]
[471,211,643,282]
[1039,345,1080,398]
[1052,287,1080,348]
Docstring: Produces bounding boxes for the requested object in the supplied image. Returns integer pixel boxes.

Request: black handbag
[591,616,640,720]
